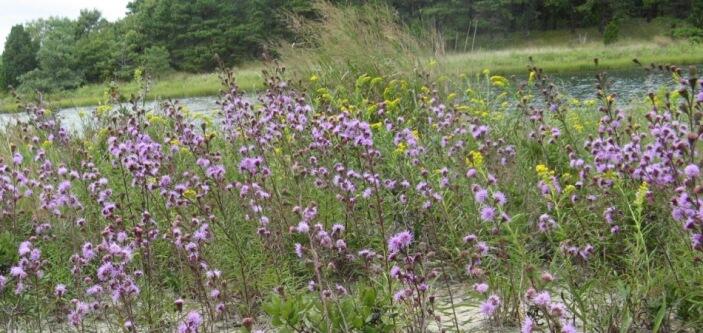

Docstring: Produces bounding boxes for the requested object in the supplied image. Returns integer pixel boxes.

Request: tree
[19,18,83,92]
[128,0,314,72]
[691,0,703,28]
[0,59,5,90]
[74,9,106,39]
[1,25,39,89]
[603,19,619,44]
[141,45,171,77]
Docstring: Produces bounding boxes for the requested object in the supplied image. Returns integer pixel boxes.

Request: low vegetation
[1,2,703,333]
[1,53,703,332]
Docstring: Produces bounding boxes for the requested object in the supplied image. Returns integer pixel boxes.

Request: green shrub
[672,26,703,44]
[141,45,172,78]
[17,67,83,93]
[263,287,394,332]
[604,20,620,44]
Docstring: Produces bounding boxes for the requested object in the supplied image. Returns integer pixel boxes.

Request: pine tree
[1,25,39,89]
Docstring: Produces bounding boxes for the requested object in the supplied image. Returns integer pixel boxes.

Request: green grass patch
[441,40,703,75]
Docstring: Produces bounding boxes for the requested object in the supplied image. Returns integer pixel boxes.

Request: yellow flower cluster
[635,181,649,209]
[96,104,112,118]
[147,113,166,125]
[535,164,555,182]
[466,150,484,168]
[385,98,400,112]
[490,75,508,88]
[564,184,576,195]
[183,189,197,200]
[535,164,550,176]
[394,142,407,155]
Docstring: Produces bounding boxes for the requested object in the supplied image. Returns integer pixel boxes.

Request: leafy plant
[264,287,394,333]
[604,20,620,44]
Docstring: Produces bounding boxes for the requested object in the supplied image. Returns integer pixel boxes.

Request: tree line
[1,0,702,92]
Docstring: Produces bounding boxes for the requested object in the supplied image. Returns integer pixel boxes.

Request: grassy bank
[0,66,264,113]
[442,40,703,75]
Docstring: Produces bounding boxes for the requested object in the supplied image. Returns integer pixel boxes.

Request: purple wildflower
[534,291,551,306]
[561,322,577,333]
[521,316,534,333]
[479,294,501,316]
[388,231,413,253]
[684,164,700,179]
[55,284,67,297]
[480,206,496,221]
[178,311,203,333]
[294,243,303,258]
[473,282,489,293]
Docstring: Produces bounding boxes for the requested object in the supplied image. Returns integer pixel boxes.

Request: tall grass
[277,1,431,89]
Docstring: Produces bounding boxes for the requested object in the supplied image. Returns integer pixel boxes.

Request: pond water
[549,66,693,102]
[0,96,222,134]
[0,65,697,134]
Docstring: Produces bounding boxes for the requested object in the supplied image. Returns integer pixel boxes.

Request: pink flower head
[388,231,413,254]
[178,311,203,333]
[479,294,501,317]
[684,164,700,179]
[13,152,23,165]
[294,243,303,258]
[521,316,534,333]
[296,222,310,234]
[55,284,67,297]
[473,282,489,293]
[18,241,32,256]
[534,291,551,306]
[561,322,577,333]
[480,206,496,221]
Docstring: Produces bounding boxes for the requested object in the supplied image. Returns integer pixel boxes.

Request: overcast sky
[0,0,130,50]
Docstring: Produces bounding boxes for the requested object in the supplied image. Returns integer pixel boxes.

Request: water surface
[0,66,697,134]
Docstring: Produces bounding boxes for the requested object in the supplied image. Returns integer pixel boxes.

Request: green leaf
[620,308,632,333]
[652,298,667,333]
[362,287,377,307]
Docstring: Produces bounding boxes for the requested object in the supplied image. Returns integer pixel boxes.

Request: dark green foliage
[141,45,171,78]
[691,0,703,27]
[604,20,620,44]
[1,25,38,89]
[0,231,17,271]
[19,18,83,92]
[127,0,314,71]
[0,60,4,89]
[672,26,703,43]
[73,10,120,82]
[263,287,394,332]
